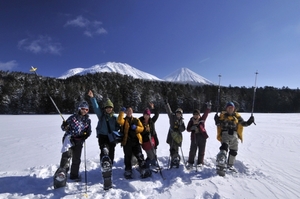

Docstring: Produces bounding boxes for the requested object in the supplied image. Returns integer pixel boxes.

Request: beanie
[104,99,114,108]
[143,108,151,115]
[193,109,200,115]
[226,102,235,108]
[175,108,183,114]
[78,101,89,109]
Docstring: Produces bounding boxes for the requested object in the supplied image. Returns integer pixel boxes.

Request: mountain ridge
[59,62,214,85]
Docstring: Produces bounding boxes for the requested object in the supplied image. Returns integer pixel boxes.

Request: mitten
[206,100,212,109]
[131,124,137,130]
[190,126,197,131]
[120,107,126,112]
[214,114,219,125]
[82,132,90,140]
[62,121,69,131]
[247,116,255,125]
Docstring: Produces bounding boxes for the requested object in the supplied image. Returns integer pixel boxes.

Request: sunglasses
[80,108,89,111]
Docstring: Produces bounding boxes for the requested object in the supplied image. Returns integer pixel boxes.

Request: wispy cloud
[0,60,18,71]
[65,15,107,37]
[199,57,210,64]
[18,35,62,55]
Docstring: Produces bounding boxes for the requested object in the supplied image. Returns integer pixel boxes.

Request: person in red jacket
[186,102,211,169]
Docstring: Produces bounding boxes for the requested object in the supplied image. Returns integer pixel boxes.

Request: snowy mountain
[59,62,214,85]
[163,68,214,85]
[59,62,162,81]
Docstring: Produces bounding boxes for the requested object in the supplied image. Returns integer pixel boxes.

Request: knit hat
[226,102,235,108]
[78,101,89,109]
[193,109,200,115]
[175,108,183,114]
[104,99,114,108]
[143,108,151,115]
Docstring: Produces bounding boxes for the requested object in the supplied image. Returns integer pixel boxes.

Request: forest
[1,70,300,114]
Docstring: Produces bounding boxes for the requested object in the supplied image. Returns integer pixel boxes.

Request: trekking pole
[148,134,165,180]
[251,71,258,125]
[180,146,187,169]
[216,74,222,114]
[48,95,66,121]
[83,141,88,197]
[29,67,65,121]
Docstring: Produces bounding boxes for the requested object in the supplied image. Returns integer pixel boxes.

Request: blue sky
[1,1,299,88]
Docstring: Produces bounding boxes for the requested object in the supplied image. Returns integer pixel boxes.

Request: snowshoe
[53,168,67,189]
[101,152,113,190]
[216,150,227,176]
[70,174,81,182]
[227,165,237,173]
[170,156,180,168]
[140,168,152,178]
[124,170,133,179]
[185,162,193,170]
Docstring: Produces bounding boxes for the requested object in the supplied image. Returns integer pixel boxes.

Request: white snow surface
[58,62,162,81]
[1,113,300,199]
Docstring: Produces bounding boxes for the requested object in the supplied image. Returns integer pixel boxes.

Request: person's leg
[197,135,207,165]
[123,142,133,171]
[187,134,197,164]
[70,140,83,179]
[227,133,239,167]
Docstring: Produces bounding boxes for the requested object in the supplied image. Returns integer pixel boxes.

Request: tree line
[1,70,300,114]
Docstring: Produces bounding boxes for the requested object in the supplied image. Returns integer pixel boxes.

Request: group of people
[56,90,255,182]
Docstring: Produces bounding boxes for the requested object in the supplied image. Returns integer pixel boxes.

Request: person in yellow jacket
[214,102,254,173]
[117,106,152,179]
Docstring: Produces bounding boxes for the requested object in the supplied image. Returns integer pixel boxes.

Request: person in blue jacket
[88,90,120,164]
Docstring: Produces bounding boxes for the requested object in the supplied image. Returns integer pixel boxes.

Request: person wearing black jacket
[139,102,160,167]
[58,101,91,180]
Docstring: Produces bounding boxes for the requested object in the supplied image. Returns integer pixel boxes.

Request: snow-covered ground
[1,113,300,199]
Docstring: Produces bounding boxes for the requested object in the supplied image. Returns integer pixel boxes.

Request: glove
[206,100,212,109]
[190,126,197,131]
[164,99,168,104]
[214,114,219,125]
[120,107,126,112]
[247,116,255,125]
[62,121,69,131]
[131,124,137,130]
[82,132,90,140]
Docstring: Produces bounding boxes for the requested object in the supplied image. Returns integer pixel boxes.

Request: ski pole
[216,74,222,114]
[48,95,66,121]
[148,134,165,180]
[251,71,258,125]
[83,141,88,197]
[179,146,187,169]
[29,67,65,121]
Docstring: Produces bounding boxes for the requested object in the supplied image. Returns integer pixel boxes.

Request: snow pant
[60,139,83,178]
[144,149,157,167]
[123,137,146,171]
[169,139,181,161]
[219,130,239,166]
[98,134,116,164]
[187,133,207,165]
[145,148,156,161]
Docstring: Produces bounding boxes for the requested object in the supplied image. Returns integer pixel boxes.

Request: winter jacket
[139,108,159,147]
[216,111,250,142]
[187,107,210,139]
[90,97,120,137]
[117,111,144,146]
[164,103,186,144]
[62,113,91,140]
